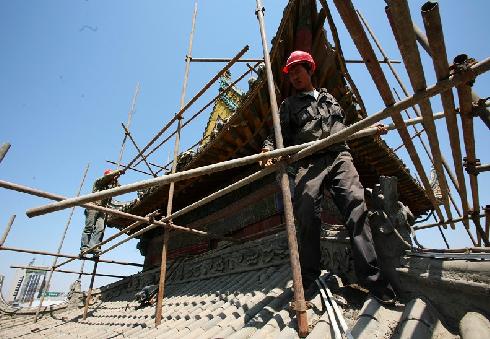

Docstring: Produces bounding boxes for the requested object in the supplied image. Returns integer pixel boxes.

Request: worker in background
[79,169,123,256]
[260,51,396,304]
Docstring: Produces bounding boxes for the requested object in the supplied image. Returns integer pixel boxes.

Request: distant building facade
[6,259,46,305]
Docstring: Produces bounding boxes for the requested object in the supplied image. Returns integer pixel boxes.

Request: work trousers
[80,209,105,251]
[294,150,383,290]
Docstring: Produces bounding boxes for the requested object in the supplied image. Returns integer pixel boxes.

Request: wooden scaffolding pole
[0,215,16,247]
[34,164,90,322]
[125,44,249,172]
[357,7,473,239]
[255,0,308,336]
[10,265,126,279]
[23,56,490,218]
[386,0,455,233]
[331,0,450,247]
[0,143,11,164]
[122,123,157,177]
[454,54,488,246]
[155,0,197,326]
[117,82,140,169]
[0,245,143,267]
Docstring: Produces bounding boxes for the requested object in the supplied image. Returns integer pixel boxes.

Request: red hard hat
[283,50,316,74]
[104,169,113,176]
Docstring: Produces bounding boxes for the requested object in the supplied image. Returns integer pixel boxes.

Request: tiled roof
[2,232,490,338]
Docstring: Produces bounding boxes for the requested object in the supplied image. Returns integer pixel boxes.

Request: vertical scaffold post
[454,54,488,247]
[255,1,308,336]
[0,215,16,248]
[35,164,90,322]
[83,258,99,320]
[117,83,140,169]
[0,143,11,164]
[155,0,198,326]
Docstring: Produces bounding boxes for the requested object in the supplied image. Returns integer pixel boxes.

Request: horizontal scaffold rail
[23,56,490,218]
[0,245,143,267]
[10,265,127,279]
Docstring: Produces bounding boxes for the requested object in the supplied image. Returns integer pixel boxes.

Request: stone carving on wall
[167,233,290,284]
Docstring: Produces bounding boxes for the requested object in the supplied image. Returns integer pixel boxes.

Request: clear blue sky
[0,1,488,295]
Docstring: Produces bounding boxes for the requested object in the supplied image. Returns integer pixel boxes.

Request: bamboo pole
[189,57,401,64]
[255,0,307,335]
[24,57,490,218]
[117,83,140,169]
[155,0,197,326]
[35,164,90,322]
[421,1,470,226]
[357,8,471,232]
[0,143,11,164]
[0,180,232,243]
[331,0,450,246]
[10,265,127,279]
[106,160,153,176]
[386,0,454,230]
[0,215,16,247]
[454,54,488,246]
[143,61,261,165]
[125,45,249,172]
[83,258,98,320]
[485,206,490,244]
[476,164,490,174]
[52,113,448,264]
[54,211,159,270]
[121,123,157,177]
[0,112,464,282]
[322,0,367,116]
[413,247,490,254]
[393,88,476,246]
[190,57,262,63]
[413,22,490,130]
[0,245,143,266]
[414,213,485,231]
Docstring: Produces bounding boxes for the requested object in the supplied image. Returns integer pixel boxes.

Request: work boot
[90,246,101,257]
[79,248,89,258]
[371,284,397,306]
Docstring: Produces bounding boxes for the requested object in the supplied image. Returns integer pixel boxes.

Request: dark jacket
[263,88,348,152]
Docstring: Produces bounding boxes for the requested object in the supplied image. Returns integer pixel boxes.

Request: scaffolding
[0,0,489,336]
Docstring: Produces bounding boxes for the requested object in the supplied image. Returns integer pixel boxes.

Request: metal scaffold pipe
[22,56,490,219]
[255,0,308,335]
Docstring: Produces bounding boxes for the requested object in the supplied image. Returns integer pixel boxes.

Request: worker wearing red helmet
[262,50,396,304]
[80,169,123,256]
